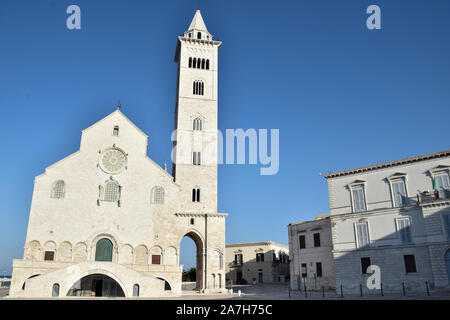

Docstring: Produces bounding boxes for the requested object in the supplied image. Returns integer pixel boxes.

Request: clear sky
[1,0,449,274]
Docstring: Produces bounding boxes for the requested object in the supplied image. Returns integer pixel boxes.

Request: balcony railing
[418,189,450,204]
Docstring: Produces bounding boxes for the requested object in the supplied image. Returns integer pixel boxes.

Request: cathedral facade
[9,10,227,298]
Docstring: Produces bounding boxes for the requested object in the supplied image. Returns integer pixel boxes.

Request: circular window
[99,148,126,174]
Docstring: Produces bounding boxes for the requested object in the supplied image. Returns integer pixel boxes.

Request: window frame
[313,233,321,247]
[435,171,450,190]
[396,217,413,244]
[349,183,367,213]
[151,186,165,204]
[403,254,417,273]
[388,175,409,208]
[316,262,323,278]
[361,257,371,274]
[355,222,370,248]
[298,234,306,249]
[51,180,66,199]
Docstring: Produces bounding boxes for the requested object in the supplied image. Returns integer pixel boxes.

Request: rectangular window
[397,217,412,243]
[299,235,306,249]
[444,214,450,240]
[256,253,264,262]
[313,233,321,247]
[301,263,307,278]
[392,180,407,207]
[235,254,243,266]
[436,172,450,190]
[356,222,370,248]
[316,262,323,277]
[352,186,366,212]
[404,255,417,273]
[361,257,371,274]
[193,152,201,165]
[151,255,161,265]
[44,251,55,261]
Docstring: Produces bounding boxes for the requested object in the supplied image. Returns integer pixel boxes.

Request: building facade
[9,10,228,298]
[288,215,335,291]
[324,150,450,293]
[225,242,289,285]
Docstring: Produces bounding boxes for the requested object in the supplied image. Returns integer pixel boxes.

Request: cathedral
[9,10,227,298]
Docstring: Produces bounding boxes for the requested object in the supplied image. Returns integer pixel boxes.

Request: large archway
[180,231,204,291]
[67,274,125,297]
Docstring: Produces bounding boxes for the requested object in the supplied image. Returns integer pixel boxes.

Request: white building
[324,150,450,293]
[288,215,335,291]
[9,10,228,298]
[225,242,289,285]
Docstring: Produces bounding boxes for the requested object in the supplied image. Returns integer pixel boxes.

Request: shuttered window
[235,254,243,265]
[392,180,407,207]
[397,218,412,243]
[152,255,161,265]
[356,222,370,248]
[352,187,366,212]
[44,251,55,261]
[436,173,450,190]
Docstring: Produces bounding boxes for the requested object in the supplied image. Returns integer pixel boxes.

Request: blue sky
[1,0,450,273]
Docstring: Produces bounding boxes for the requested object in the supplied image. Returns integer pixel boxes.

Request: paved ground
[2,284,450,300]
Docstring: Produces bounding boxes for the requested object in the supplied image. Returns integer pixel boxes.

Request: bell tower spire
[183,10,213,41]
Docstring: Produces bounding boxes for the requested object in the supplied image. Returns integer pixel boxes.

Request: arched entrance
[445,249,450,285]
[67,274,125,297]
[180,231,204,291]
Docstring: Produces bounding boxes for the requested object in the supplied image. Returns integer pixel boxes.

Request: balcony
[418,189,450,204]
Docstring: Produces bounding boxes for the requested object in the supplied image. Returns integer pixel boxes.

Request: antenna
[117,100,122,110]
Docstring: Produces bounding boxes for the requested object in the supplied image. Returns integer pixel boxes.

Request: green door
[95,238,113,261]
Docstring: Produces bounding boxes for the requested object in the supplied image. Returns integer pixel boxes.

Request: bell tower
[173,10,222,214]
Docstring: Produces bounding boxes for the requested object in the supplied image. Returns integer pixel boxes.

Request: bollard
[359,284,363,297]
[380,283,384,297]
[289,286,291,299]
[340,284,343,298]
[238,290,241,297]
[304,285,307,298]
[322,286,325,298]
[402,282,405,297]
[425,282,430,296]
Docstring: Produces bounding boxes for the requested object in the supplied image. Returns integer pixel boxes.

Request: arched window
[193,81,204,95]
[193,117,202,131]
[133,284,140,297]
[52,283,60,297]
[193,58,197,69]
[188,57,192,68]
[197,58,201,69]
[103,180,119,202]
[190,218,195,225]
[151,186,165,204]
[201,59,205,69]
[51,180,65,199]
[206,59,210,70]
[192,188,200,202]
[95,238,113,261]
[197,32,201,39]
[113,126,119,136]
